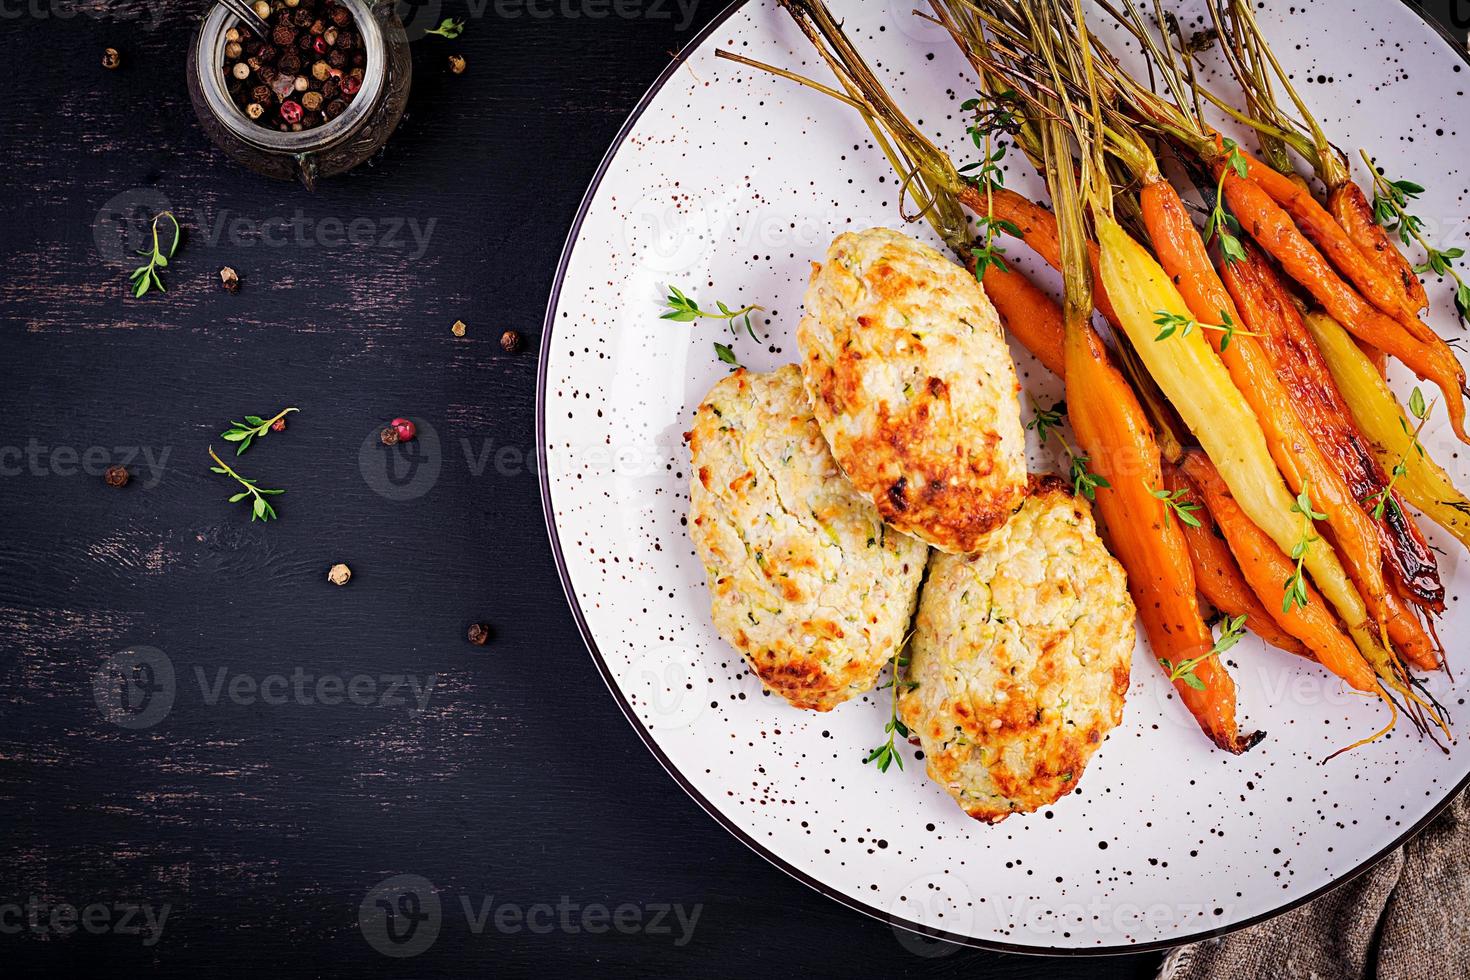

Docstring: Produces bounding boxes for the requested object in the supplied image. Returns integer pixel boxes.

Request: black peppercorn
[379,426,399,446]
[500,330,523,354]
[101,47,121,70]
[324,98,346,118]
[278,51,301,74]
[330,5,349,25]
[254,42,277,61]
[272,24,296,46]
[104,465,130,487]
[467,623,492,646]
[328,49,345,68]
[293,7,312,25]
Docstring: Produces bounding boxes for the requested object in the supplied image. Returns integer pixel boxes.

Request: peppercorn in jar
[221,0,366,132]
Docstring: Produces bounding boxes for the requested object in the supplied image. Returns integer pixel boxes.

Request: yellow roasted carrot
[1305,309,1470,555]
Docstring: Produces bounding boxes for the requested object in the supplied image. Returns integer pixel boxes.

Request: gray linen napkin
[1157,790,1469,980]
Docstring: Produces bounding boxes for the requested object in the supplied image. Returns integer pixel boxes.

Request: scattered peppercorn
[466,622,492,646]
[219,266,241,293]
[104,465,130,488]
[379,426,399,446]
[448,54,466,74]
[390,418,417,442]
[102,47,122,70]
[500,330,523,354]
[271,416,287,432]
[326,562,352,586]
[451,319,467,337]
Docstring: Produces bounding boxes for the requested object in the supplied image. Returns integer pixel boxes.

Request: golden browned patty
[899,476,1135,822]
[797,227,1027,554]
[686,365,928,711]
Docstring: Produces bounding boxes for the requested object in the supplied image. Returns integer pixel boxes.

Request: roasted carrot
[1178,452,1376,692]
[983,187,1124,328]
[1039,124,1259,754]
[1306,307,1470,561]
[1222,242,1445,610]
[980,263,1066,378]
[1096,211,1384,656]
[1238,151,1429,330]
[1218,167,1470,444]
[1163,463,1310,660]
[1065,305,1256,751]
[1330,180,1427,313]
[1138,176,1391,626]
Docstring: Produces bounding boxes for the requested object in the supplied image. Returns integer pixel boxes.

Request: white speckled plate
[538,0,1470,952]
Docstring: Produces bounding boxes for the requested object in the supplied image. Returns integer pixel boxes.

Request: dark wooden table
[1,1,1463,976]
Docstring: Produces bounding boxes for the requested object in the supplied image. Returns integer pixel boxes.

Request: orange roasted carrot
[1329,180,1427,313]
[1379,585,1441,672]
[1218,166,1470,445]
[983,187,1124,328]
[1137,177,1392,620]
[1239,152,1428,331]
[1066,318,1258,752]
[1178,452,1377,693]
[1163,464,1309,660]
[980,263,1066,378]
[1221,240,1445,611]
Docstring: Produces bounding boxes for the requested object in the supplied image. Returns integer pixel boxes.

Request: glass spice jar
[187,0,411,189]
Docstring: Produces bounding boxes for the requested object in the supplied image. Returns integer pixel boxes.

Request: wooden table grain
[0,1,1462,976]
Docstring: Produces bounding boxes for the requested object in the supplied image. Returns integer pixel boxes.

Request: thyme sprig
[1366,386,1434,521]
[959,97,1022,280]
[129,211,181,298]
[1204,140,1249,266]
[1160,614,1247,690]
[661,285,764,341]
[1283,488,1326,612]
[1027,398,1109,501]
[1362,150,1470,325]
[1150,485,1204,529]
[424,17,464,38]
[220,407,299,456]
[1152,309,1253,350]
[865,646,916,774]
[208,446,284,522]
[1027,398,1067,444]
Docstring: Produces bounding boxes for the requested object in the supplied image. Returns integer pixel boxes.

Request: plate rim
[535,0,1470,956]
